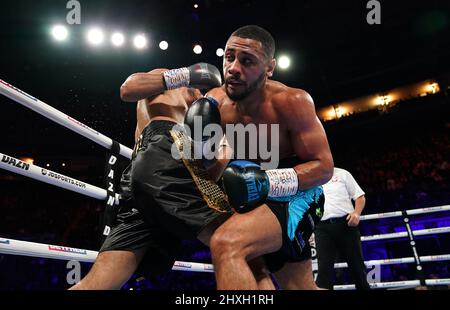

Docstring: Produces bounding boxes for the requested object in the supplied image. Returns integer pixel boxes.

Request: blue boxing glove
[220,160,269,212]
[221,160,324,256]
[221,160,299,213]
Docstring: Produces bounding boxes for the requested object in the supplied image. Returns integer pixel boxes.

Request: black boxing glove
[184,96,222,161]
[163,63,222,90]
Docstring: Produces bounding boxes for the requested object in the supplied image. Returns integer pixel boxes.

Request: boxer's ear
[267,58,276,78]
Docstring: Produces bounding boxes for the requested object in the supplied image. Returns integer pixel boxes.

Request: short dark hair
[230,25,275,60]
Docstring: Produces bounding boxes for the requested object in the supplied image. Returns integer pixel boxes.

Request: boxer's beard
[226,72,265,101]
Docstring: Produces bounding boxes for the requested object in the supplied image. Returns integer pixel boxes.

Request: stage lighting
[111,32,125,47]
[87,28,104,46]
[133,34,147,49]
[193,44,202,54]
[278,55,291,69]
[51,25,68,42]
[216,48,224,57]
[159,40,168,50]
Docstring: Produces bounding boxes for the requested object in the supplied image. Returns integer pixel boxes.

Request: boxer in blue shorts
[204,25,334,289]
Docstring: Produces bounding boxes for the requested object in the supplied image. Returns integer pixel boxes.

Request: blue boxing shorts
[263,187,324,272]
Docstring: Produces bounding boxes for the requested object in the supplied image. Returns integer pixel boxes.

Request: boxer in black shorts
[70,65,232,289]
[98,119,232,279]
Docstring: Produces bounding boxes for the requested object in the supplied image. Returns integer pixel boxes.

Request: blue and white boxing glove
[221,160,324,252]
[220,160,299,213]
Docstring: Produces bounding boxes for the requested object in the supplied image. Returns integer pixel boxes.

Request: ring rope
[360,205,450,220]
[1,236,449,289]
[0,152,119,204]
[334,278,450,290]
[0,79,133,159]
[2,236,449,273]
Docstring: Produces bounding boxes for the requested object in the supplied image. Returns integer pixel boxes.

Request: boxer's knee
[210,225,247,262]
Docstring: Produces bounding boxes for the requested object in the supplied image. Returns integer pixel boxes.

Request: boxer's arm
[121,69,168,102]
[279,89,334,189]
[121,63,222,102]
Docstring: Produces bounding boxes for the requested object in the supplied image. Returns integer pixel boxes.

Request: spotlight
[87,28,104,46]
[278,55,291,70]
[193,44,202,55]
[194,4,199,9]
[51,25,68,42]
[216,48,224,57]
[159,40,168,50]
[111,32,125,47]
[133,34,147,49]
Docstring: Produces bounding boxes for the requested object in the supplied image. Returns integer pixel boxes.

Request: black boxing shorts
[131,120,232,238]
[99,163,181,277]
[100,120,232,277]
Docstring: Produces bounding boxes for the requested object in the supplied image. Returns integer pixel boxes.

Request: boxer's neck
[236,84,267,115]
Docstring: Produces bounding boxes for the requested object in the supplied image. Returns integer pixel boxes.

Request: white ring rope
[0,237,214,272]
[360,205,450,220]
[0,237,98,263]
[334,278,450,290]
[2,234,450,273]
[0,152,119,204]
[330,254,450,268]
[2,236,450,289]
[360,226,450,241]
[2,236,449,275]
[0,79,133,159]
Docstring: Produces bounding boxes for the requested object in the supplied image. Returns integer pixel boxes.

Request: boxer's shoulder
[270,82,315,118]
[206,86,233,109]
[269,80,311,103]
[206,85,226,98]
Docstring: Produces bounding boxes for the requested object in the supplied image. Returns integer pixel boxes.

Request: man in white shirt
[315,167,370,290]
